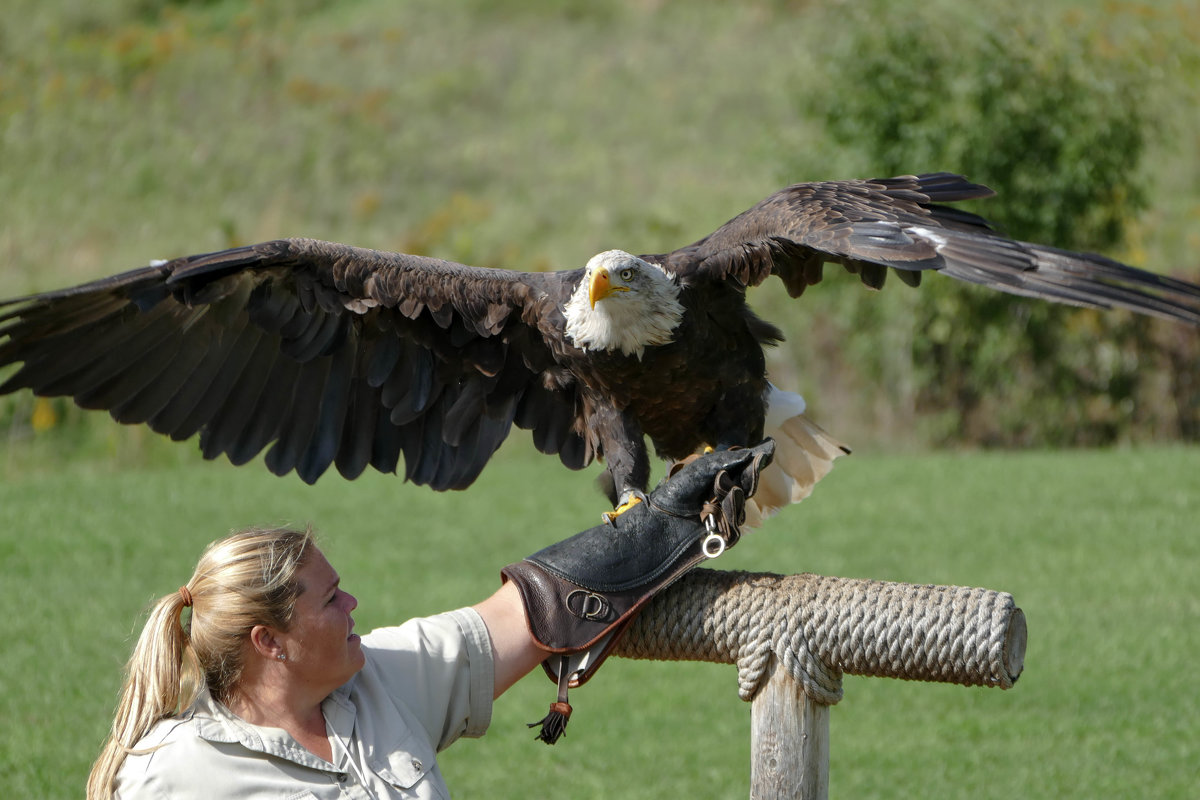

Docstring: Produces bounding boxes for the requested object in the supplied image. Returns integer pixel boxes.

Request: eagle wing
[650,172,1200,325]
[0,238,590,486]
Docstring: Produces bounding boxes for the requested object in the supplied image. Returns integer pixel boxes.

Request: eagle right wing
[652,173,1200,326]
[0,238,591,487]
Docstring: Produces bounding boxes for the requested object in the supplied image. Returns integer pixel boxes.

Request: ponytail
[86,526,313,800]
[86,589,196,800]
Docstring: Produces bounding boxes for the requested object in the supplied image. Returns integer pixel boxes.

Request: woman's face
[279,547,365,693]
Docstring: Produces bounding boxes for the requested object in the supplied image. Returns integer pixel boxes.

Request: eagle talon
[602,492,645,524]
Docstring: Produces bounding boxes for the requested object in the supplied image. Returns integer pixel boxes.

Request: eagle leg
[591,405,651,520]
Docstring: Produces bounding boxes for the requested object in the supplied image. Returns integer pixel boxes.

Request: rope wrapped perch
[613,569,1026,704]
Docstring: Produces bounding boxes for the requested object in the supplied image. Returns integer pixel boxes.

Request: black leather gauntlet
[502,440,775,743]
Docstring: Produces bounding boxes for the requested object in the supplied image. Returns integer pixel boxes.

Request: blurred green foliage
[794,0,1199,446]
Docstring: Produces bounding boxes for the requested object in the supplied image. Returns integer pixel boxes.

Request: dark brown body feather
[2,173,1197,502]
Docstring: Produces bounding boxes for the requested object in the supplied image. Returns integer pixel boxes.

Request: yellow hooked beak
[588,267,629,309]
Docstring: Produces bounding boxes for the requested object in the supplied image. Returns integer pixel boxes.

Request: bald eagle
[2,173,1197,522]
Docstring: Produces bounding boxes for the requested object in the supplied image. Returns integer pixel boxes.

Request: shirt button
[411,758,423,772]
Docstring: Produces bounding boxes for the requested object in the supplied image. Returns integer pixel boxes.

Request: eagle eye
[619,268,635,281]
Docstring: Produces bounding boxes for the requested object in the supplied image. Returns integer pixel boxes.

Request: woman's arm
[472,581,548,699]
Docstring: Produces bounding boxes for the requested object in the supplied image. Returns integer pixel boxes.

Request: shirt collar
[190,685,359,772]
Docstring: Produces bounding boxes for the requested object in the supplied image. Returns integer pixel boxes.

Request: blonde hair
[86,526,315,800]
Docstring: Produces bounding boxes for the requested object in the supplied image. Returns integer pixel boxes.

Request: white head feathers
[564,250,684,360]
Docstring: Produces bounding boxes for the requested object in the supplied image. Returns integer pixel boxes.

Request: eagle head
[564,250,684,359]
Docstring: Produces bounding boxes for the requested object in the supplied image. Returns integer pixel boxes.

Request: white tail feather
[743,386,850,527]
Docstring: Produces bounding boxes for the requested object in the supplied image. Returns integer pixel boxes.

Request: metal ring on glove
[701,515,726,558]
[702,532,727,558]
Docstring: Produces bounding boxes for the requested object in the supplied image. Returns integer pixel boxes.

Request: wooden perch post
[613,570,1026,800]
[751,655,829,799]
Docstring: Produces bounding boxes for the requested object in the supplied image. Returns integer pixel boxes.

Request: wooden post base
[751,655,830,800]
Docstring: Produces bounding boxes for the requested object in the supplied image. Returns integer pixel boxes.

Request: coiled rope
[614,569,1026,704]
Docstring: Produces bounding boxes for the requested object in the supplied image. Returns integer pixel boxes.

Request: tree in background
[797,1,1197,446]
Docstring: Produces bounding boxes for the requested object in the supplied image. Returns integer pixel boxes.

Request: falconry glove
[501,439,775,744]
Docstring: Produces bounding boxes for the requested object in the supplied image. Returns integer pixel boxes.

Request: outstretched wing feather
[0,238,590,488]
[652,173,1200,325]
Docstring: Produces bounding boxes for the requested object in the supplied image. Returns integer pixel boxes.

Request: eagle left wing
[0,238,591,487]
[650,172,1200,326]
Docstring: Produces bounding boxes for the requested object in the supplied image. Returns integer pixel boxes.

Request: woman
[86,526,545,799]
[85,444,769,799]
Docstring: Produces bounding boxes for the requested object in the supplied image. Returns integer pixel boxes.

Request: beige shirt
[114,608,494,799]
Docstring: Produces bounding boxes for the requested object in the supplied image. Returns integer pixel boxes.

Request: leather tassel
[529,657,573,744]
[529,701,572,744]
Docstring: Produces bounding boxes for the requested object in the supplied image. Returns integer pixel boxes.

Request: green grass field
[1,442,1196,798]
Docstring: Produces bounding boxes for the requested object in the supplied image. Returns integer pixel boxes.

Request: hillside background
[2,0,1198,461]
